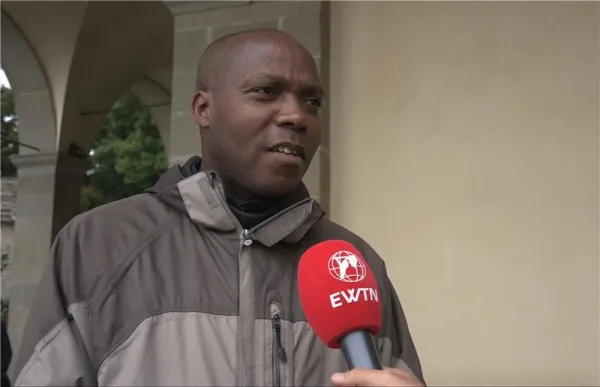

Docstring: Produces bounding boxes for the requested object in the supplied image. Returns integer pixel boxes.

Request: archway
[51,0,173,236]
[1,10,58,351]
[1,11,56,153]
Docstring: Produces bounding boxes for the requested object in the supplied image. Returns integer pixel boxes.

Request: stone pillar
[6,153,57,351]
[165,1,330,212]
[165,0,246,167]
[51,151,91,239]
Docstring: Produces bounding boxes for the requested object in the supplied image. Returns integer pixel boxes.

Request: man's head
[192,28,323,199]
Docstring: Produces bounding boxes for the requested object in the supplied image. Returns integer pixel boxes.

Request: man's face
[194,34,323,198]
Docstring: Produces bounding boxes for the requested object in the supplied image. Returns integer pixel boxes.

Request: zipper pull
[272,314,287,363]
[242,229,253,246]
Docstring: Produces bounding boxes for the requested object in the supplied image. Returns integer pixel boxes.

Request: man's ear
[192,90,211,128]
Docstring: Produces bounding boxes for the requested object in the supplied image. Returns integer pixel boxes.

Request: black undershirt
[182,157,290,229]
[226,195,286,230]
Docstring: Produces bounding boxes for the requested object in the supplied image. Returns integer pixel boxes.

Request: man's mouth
[267,143,306,159]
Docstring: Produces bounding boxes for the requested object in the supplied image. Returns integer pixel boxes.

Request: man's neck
[195,156,287,216]
[221,177,285,213]
[199,157,257,201]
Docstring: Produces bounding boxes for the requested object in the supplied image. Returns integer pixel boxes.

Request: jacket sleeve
[7,221,97,386]
[358,237,426,385]
[384,276,426,385]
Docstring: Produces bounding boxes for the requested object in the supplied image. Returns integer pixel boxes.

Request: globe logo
[328,251,366,283]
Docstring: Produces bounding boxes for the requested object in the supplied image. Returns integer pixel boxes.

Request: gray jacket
[9,160,425,386]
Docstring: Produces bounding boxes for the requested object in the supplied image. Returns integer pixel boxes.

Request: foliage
[80,91,167,211]
[1,86,18,177]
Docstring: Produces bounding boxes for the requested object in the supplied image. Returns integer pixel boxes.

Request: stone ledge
[10,152,58,169]
[11,151,90,176]
[210,19,279,41]
[227,1,301,25]
[165,0,249,16]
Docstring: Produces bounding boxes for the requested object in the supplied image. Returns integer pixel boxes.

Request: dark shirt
[181,156,291,229]
[226,195,287,230]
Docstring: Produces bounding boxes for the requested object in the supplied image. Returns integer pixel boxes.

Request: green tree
[81,91,167,211]
[1,85,19,177]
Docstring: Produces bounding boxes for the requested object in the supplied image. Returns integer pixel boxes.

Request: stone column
[165,0,246,167]
[165,1,330,212]
[6,152,57,351]
[51,151,90,239]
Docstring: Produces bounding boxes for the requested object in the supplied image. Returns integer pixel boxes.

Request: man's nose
[274,96,306,131]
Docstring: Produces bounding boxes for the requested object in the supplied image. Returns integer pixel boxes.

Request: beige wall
[329,2,599,386]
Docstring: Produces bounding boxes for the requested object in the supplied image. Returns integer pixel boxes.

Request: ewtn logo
[327,250,378,309]
[327,251,366,283]
[329,288,379,309]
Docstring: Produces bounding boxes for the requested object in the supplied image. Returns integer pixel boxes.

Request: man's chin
[253,177,301,198]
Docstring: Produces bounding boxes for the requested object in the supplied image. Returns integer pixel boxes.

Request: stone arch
[1,10,59,351]
[1,10,56,153]
[51,1,173,233]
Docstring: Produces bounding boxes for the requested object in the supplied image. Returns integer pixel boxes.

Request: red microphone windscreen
[297,240,382,349]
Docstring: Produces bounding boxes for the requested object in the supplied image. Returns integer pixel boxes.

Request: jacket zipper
[270,303,287,387]
[242,229,252,246]
[209,173,294,386]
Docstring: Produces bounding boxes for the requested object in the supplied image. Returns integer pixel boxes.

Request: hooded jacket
[8,156,425,386]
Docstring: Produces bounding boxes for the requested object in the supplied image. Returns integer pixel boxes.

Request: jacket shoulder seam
[89,213,179,313]
[96,309,237,373]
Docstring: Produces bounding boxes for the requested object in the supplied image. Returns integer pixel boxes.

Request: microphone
[297,240,383,370]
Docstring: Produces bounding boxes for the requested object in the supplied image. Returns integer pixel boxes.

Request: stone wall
[1,177,17,303]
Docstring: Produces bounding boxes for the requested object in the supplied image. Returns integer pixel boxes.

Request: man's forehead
[196,29,320,92]
[224,37,320,84]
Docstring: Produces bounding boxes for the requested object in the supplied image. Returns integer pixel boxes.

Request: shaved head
[195,28,314,92]
[191,27,323,198]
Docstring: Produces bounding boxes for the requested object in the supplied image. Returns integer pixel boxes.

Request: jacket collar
[167,167,325,246]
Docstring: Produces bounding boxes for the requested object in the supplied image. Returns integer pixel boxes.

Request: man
[8,29,425,386]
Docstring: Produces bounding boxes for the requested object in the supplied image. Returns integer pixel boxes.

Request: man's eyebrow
[306,84,325,97]
[246,74,325,96]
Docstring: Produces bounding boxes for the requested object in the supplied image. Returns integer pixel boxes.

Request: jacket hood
[144,156,325,245]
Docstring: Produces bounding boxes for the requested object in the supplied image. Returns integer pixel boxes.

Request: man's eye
[304,97,322,108]
[252,87,277,95]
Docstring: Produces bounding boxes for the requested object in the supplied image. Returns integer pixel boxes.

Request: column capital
[10,150,90,176]
[10,152,58,169]
[163,1,249,16]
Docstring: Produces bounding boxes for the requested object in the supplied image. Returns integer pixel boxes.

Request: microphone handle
[339,330,383,370]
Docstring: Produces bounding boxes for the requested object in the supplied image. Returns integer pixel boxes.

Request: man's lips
[267,141,306,159]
